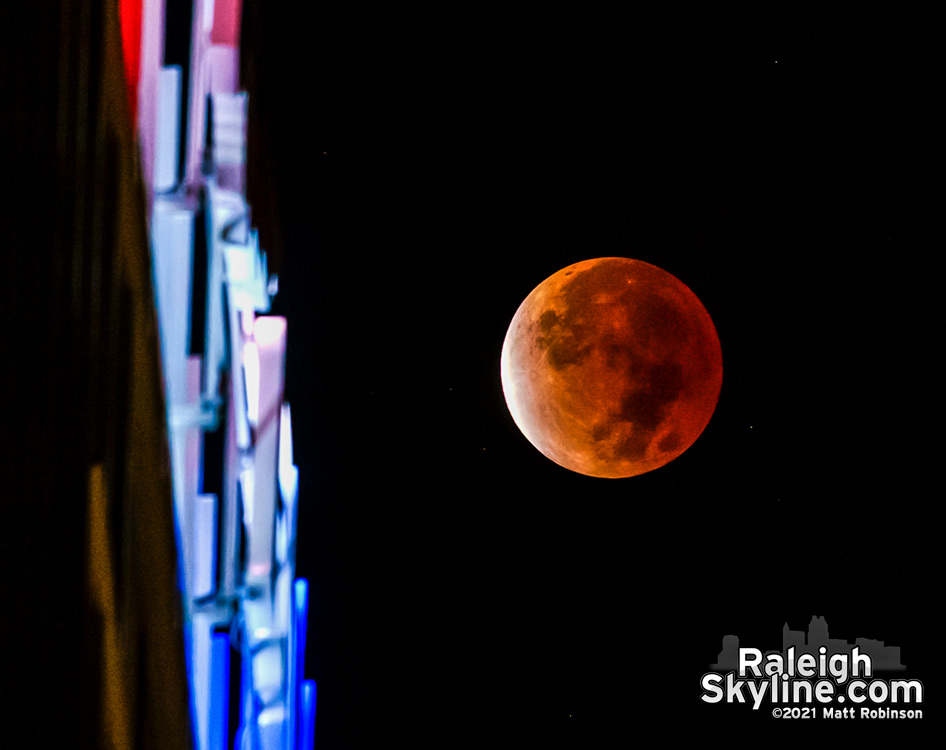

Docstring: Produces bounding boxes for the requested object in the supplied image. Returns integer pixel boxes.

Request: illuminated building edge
[132,1,315,748]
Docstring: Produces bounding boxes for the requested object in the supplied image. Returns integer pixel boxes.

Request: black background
[251,7,939,746]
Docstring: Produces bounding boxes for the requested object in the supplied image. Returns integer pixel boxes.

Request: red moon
[501,258,722,478]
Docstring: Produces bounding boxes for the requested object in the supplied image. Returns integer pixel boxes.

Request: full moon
[501,257,722,478]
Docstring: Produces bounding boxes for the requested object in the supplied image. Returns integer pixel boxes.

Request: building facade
[127,1,315,748]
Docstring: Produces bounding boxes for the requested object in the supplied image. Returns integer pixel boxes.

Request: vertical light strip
[194,494,217,598]
[154,66,182,191]
[243,341,260,426]
[300,680,317,750]
[291,578,309,749]
[209,633,230,750]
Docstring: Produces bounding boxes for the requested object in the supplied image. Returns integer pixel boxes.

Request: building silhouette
[712,616,905,672]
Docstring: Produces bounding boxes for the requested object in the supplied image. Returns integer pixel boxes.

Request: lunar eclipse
[501,258,723,478]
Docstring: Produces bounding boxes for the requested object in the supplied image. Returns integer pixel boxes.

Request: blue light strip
[209,633,230,750]
[293,578,309,749]
[300,680,317,750]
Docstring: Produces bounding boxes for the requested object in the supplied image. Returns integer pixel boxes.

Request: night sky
[250,8,938,746]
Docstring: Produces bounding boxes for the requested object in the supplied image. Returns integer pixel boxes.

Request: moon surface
[501,257,722,478]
